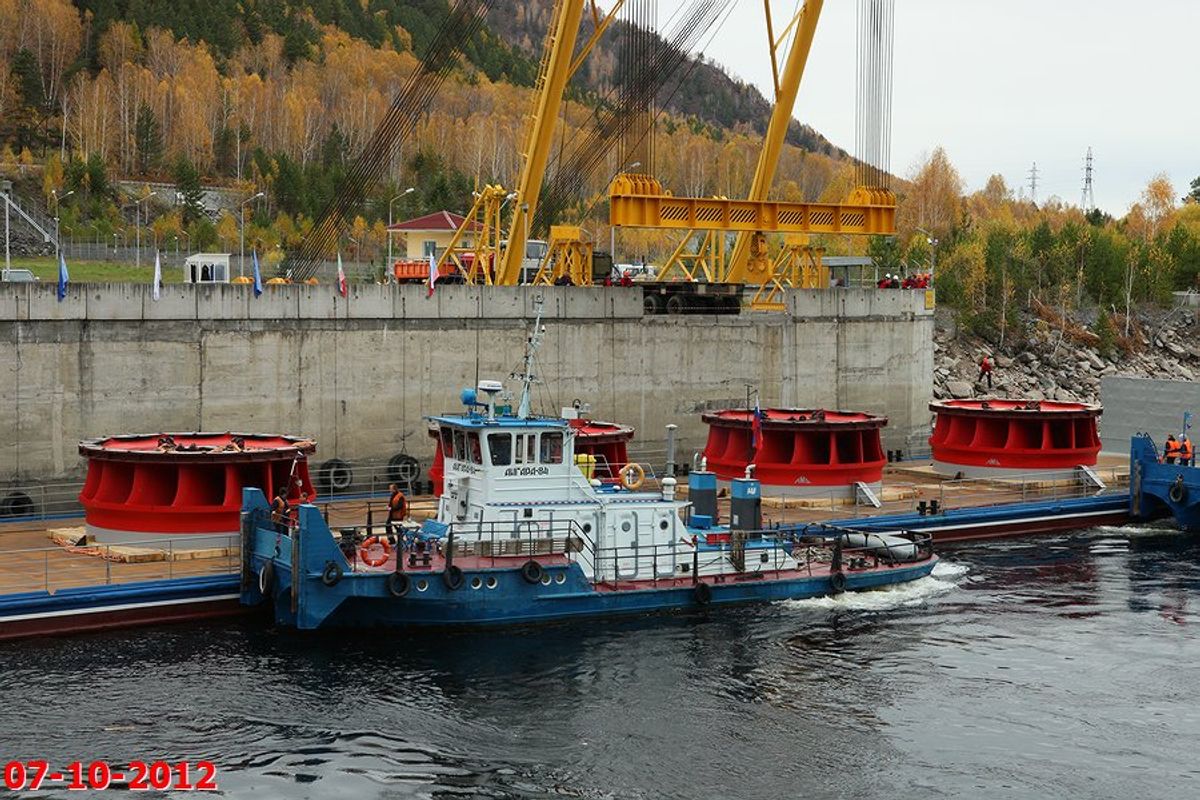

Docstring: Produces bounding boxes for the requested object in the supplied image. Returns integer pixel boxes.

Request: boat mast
[514,297,546,419]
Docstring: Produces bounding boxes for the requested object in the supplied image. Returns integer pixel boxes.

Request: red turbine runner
[929,399,1102,476]
[78,432,317,541]
[702,408,887,490]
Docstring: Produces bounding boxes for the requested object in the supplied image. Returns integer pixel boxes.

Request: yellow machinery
[532,225,594,285]
[436,184,509,285]
[615,0,897,310]
[437,1,623,287]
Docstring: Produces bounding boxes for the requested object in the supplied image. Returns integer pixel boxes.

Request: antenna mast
[1028,161,1039,205]
[513,296,546,419]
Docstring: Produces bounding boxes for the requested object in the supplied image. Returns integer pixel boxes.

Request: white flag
[152,251,162,301]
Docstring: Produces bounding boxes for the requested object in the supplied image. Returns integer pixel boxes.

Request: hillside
[490,2,843,158]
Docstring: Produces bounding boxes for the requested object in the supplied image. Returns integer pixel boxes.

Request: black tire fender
[320,459,353,491]
[0,491,34,519]
[520,559,545,584]
[387,571,411,598]
[321,560,344,587]
[829,571,847,595]
[443,565,465,590]
[258,561,275,595]
[387,453,421,484]
[694,581,713,605]
[1170,478,1188,504]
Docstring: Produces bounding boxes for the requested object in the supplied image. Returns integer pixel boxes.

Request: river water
[3,525,1200,799]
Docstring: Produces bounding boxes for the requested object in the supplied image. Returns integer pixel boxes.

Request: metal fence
[0,534,240,595]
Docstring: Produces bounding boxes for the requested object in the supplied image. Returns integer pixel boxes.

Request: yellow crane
[436,1,624,286]
[612,0,897,311]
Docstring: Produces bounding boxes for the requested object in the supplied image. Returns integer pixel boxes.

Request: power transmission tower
[1081,147,1095,212]
[1027,162,1039,205]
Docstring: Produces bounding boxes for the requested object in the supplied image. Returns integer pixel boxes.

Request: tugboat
[239,303,937,630]
[1130,432,1200,530]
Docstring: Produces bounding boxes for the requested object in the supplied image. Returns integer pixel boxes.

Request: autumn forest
[1,0,1199,337]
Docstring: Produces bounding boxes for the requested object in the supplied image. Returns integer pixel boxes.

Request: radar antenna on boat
[512,296,546,419]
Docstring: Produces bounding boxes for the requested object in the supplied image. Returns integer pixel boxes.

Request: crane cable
[289,0,495,280]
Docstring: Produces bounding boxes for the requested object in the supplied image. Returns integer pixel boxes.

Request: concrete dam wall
[0,283,934,483]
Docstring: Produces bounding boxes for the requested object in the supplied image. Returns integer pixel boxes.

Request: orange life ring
[359,536,392,568]
[619,462,645,490]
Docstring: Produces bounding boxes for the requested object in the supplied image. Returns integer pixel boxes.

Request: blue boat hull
[240,492,938,630]
[268,560,939,630]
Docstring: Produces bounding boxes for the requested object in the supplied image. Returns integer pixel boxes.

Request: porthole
[470,576,483,590]
[621,521,632,532]
[659,520,669,530]
[486,576,498,589]
[540,574,552,586]
[554,573,566,584]
[582,523,592,533]
[416,579,429,592]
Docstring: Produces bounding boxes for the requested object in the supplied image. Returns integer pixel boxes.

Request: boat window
[439,427,453,455]
[452,429,466,462]
[467,432,483,465]
[540,431,563,464]
[488,433,512,466]
[526,434,537,464]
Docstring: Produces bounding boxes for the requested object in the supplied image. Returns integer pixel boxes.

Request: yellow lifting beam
[610,176,896,236]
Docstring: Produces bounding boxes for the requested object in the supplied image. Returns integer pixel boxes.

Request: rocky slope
[933,305,1200,404]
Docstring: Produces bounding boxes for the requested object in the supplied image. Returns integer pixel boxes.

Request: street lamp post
[134,192,157,269]
[51,189,74,259]
[387,187,415,273]
[239,191,265,278]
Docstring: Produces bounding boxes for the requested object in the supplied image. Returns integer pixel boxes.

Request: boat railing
[318,517,599,574]
[585,527,934,589]
[0,533,241,596]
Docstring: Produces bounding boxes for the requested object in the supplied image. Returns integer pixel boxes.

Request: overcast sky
[639,0,1199,213]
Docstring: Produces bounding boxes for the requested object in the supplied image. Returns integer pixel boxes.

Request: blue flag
[252,249,263,297]
[56,251,69,302]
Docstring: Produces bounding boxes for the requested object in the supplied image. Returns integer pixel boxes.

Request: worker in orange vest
[385,482,408,538]
[1164,435,1181,464]
[1182,435,1195,467]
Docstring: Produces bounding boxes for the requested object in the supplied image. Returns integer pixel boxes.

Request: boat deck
[0,458,1129,599]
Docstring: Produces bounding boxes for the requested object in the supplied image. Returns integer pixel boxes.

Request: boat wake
[778,561,967,613]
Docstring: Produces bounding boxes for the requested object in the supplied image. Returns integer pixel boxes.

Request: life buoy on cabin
[359,536,392,568]
[619,463,645,490]
[1170,477,1188,504]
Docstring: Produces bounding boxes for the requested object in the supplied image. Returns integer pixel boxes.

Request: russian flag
[427,253,438,298]
[336,251,348,298]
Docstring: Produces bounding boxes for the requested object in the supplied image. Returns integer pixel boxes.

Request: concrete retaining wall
[0,283,934,482]
[1100,375,1200,454]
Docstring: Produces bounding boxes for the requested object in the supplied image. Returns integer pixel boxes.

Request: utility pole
[1028,162,1039,205]
[240,191,264,278]
[2,183,9,272]
[1081,147,1095,212]
[388,187,415,274]
[134,192,157,269]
